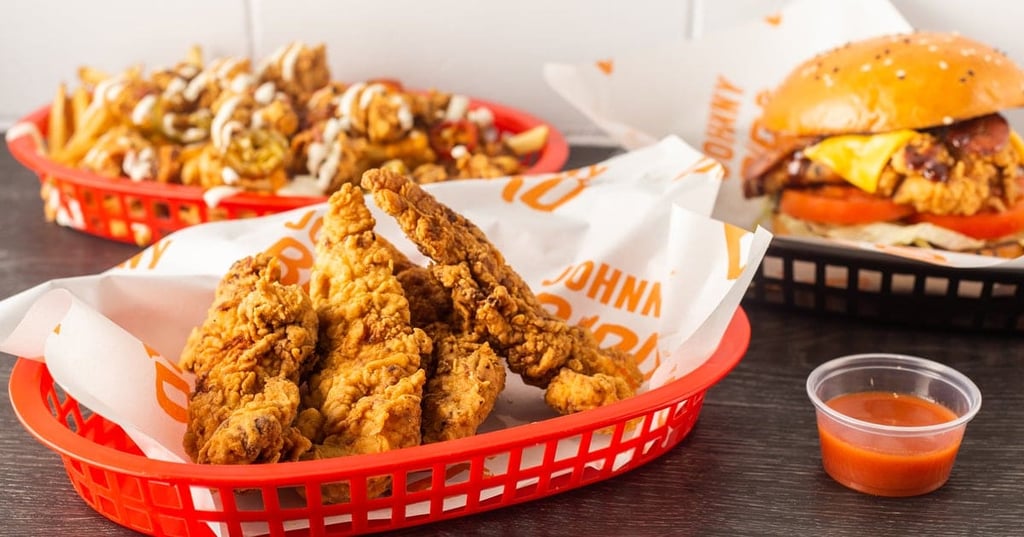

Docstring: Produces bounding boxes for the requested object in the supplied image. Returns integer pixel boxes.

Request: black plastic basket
[745,238,1024,333]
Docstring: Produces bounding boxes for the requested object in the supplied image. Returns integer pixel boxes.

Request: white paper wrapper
[544,0,1024,269]
[0,136,771,535]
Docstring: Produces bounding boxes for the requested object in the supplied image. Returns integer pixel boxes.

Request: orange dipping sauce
[817,391,962,497]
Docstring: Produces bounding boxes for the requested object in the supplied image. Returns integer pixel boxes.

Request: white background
[3,0,1024,143]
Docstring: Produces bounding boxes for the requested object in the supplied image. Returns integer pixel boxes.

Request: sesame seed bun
[760,32,1024,136]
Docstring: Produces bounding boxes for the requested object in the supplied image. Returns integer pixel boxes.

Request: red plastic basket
[9,308,749,537]
[7,98,569,246]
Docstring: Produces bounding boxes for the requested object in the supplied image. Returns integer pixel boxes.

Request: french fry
[504,125,549,156]
[177,142,206,164]
[47,83,70,155]
[364,130,430,163]
[77,65,110,87]
[124,64,143,81]
[185,44,204,67]
[70,86,91,133]
[52,105,115,165]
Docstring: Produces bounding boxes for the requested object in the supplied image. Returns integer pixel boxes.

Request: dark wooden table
[2,143,1022,536]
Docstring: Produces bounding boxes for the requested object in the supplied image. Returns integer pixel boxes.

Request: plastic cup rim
[806,353,982,436]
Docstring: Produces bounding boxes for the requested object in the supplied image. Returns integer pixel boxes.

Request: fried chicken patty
[751,114,1024,216]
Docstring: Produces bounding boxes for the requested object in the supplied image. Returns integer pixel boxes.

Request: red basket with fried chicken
[9,169,749,537]
[10,310,748,536]
[6,42,568,246]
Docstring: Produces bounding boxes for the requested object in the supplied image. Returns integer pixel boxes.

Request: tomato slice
[429,119,478,158]
[779,186,914,225]
[909,196,1024,239]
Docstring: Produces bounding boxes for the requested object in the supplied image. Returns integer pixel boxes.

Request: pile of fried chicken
[178,168,642,502]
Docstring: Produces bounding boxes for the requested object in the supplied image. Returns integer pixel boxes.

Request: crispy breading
[179,253,318,464]
[544,326,643,415]
[299,182,430,503]
[420,323,506,443]
[887,132,1022,215]
[362,168,571,388]
[362,168,642,416]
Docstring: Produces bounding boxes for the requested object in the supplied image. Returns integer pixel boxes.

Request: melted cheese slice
[802,130,917,193]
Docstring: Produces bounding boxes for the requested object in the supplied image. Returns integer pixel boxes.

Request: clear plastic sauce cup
[806,353,982,497]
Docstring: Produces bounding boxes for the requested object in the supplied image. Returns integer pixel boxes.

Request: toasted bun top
[760,32,1024,136]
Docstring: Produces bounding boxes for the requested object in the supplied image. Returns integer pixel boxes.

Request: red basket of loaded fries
[5,42,568,246]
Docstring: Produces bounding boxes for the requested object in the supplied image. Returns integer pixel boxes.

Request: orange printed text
[703,75,745,177]
[502,164,608,212]
[542,261,661,318]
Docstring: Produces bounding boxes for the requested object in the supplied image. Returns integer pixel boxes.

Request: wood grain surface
[1,143,1021,537]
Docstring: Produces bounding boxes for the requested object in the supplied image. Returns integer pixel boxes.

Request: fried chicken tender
[299,182,431,503]
[544,326,642,415]
[380,236,503,440]
[420,323,505,443]
[179,253,318,464]
[396,265,454,330]
[380,241,501,441]
[363,169,570,387]
[362,168,643,416]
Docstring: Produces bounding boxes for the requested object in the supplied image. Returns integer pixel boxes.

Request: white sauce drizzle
[82,145,103,165]
[276,174,324,197]
[85,78,126,116]
[122,147,156,181]
[317,143,342,191]
[202,185,243,208]
[358,83,387,109]
[322,117,343,145]
[393,96,414,131]
[180,127,207,143]
[131,94,158,126]
[229,73,254,93]
[216,57,243,80]
[306,116,345,178]
[281,42,303,81]
[334,82,366,126]
[161,113,178,136]
[177,64,199,78]
[450,144,469,159]
[221,166,240,185]
[183,71,209,102]
[211,95,242,150]
[254,82,276,104]
[445,94,470,121]
[162,77,187,98]
[306,141,328,175]
[467,106,494,127]
[262,43,291,73]
[4,122,45,152]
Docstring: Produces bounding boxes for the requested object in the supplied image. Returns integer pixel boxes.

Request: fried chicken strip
[361,169,643,416]
[362,168,571,387]
[179,253,318,464]
[420,323,506,443]
[544,326,642,415]
[299,182,430,503]
[381,239,500,441]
